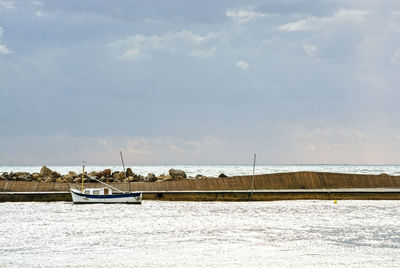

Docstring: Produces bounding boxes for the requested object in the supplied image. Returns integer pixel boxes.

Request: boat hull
[70,189,142,204]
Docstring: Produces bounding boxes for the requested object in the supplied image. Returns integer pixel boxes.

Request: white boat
[69,162,142,204]
[70,187,142,204]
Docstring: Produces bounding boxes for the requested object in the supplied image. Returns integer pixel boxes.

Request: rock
[0,175,5,180]
[218,173,228,178]
[126,168,134,177]
[195,174,206,179]
[69,171,78,177]
[44,177,53,182]
[146,173,157,182]
[62,174,74,183]
[130,175,143,182]
[2,172,9,179]
[15,172,32,181]
[52,171,61,178]
[89,171,98,177]
[113,172,122,181]
[97,169,111,178]
[32,173,40,179]
[159,174,173,181]
[40,166,54,177]
[169,169,187,180]
[55,178,63,183]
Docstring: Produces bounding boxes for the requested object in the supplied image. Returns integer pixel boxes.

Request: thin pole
[251,153,256,198]
[81,163,85,192]
[120,151,130,192]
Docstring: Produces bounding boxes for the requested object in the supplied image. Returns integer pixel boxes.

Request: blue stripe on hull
[72,191,141,199]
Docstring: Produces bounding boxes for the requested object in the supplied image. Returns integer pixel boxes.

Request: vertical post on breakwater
[251,153,256,198]
[120,151,130,192]
[81,162,86,192]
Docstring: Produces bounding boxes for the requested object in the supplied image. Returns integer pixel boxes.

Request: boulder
[126,168,134,177]
[62,174,74,183]
[113,172,122,181]
[195,174,207,179]
[146,173,157,182]
[158,174,173,181]
[106,177,114,183]
[218,173,228,178]
[169,169,187,180]
[15,172,32,181]
[52,171,61,178]
[55,178,63,183]
[0,175,5,180]
[98,169,111,178]
[40,166,54,177]
[129,175,143,182]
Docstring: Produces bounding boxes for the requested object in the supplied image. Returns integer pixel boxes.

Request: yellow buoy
[333,200,337,204]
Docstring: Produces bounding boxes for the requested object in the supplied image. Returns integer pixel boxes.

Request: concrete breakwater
[1,170,400,193]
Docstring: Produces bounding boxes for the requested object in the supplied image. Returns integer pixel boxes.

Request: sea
[1,164,400,177]
[1,165,400,267]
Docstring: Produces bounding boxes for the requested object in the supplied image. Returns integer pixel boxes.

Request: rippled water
[1,201,400,267]
[1,164,400,177]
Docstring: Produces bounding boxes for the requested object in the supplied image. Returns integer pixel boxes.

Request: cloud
[391,48,400,65]
[107,30,218,60]
[0,27,12,54]
[290,126,400,164]
[226,8,266,24]
[188,46,216,58]
[236,60,249,69]
[278,9,368,32]
[0,0,15,10]
[0,135,231,165]
[303,43,318,58]
[32,1,44,6]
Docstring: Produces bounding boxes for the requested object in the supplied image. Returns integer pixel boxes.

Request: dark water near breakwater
[1,200,400,267]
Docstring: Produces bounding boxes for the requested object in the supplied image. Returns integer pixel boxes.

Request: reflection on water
[1,201,400,267]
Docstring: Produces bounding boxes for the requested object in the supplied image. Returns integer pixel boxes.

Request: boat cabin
[83,188,113,195]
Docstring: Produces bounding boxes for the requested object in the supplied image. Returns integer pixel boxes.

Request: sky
[1,0,400,165]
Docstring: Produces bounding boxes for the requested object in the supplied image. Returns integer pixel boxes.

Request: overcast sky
[1,0,400,165]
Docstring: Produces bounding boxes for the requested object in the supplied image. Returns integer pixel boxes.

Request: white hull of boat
[70,188,142,204]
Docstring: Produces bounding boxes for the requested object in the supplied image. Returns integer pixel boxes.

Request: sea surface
[1,164,400,177]
[1,200,400,267]
[1,165,400,267]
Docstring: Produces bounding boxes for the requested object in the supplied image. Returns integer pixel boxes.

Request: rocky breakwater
[0,166,210,184]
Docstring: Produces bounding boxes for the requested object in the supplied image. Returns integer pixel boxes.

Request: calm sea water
[1,165,400,177]
[1,200,399,267]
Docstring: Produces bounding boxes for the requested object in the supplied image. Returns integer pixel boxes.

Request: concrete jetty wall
[1,171,400,192]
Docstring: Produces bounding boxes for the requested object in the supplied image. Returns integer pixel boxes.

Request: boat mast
[81,162,85,192]
[120,151,130,192]
[251,153,256,198]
